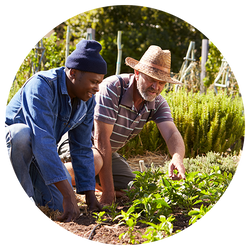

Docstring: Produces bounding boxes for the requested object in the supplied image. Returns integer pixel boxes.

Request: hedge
[118,88,245,158]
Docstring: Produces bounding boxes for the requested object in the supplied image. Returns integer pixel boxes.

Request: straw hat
[125,45,181,84]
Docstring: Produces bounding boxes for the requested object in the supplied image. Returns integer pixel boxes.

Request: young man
[5,40,106,222]
[65,45,186,205]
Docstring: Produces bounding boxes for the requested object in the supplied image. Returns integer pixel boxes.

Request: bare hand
[54,180,80,222]
[57,195,80,222]
[168,154,186,180]
[85,190,103,211]
[100,191,116,206]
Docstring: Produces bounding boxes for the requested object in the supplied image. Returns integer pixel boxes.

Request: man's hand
[168,153,186,180]
[85,190,103,211]
[99,191,116,206]
[54,180,80,222]
[157,122,185,180]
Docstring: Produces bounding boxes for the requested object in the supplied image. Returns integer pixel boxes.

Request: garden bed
[40,192,191,245]
[39,151,240,245]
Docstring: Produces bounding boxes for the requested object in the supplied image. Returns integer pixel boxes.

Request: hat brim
[125,57,182,85]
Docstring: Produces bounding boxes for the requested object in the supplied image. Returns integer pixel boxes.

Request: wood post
[115,31,122,75]
[200,39,209,94]
[65,26,70,62]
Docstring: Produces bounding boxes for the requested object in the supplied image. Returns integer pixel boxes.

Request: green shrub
[119,88,244,158]
[8,33,65,104]
[164,151,239,175]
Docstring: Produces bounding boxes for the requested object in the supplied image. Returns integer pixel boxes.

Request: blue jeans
[5,123,72,212]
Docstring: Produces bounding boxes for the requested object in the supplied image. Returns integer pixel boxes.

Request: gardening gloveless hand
[54,179,80,222]
[85,190,103,211]
[168,153,186,180]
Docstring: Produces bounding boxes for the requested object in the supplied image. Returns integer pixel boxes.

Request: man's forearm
[54,179,75,198]
[166,130,185,159]
[93,120,116,204]
[97,145,114,194]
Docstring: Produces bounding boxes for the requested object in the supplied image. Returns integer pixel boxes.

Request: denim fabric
[5,67,96,194]
[5,123,72,212]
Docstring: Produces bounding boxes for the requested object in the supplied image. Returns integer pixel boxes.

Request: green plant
[203,42,223,88]
[188,204,213,225]
[132,193,172,222]
[198,166,233,205]
[114,206,141,244]
[181,151,239,175]
[161,172,203,211]
[120,88,244,158]
[8,33,65,103]
[103,202,119,221]
[141,215,175,243]
[106,153,235,246]
[127,167,165,200]
[92,211,107,223]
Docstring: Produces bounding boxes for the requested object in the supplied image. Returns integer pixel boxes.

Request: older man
[5,40,106,221]
[65,45,186,205]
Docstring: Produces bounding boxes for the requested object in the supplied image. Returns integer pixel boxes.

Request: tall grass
[119,88,245,158]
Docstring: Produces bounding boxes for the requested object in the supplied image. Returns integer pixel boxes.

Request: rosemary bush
[119,88,244,158]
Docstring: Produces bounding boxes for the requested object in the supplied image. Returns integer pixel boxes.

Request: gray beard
[137,86,156,102]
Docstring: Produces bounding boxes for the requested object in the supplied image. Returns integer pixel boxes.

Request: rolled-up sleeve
[69,97,96,194]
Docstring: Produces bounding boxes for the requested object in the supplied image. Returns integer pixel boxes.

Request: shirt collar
[120,74,156,110]
[61,67,69,95]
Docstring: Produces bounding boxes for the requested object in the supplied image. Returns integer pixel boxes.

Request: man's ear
[69,68,76,78]
[134,70,139,80]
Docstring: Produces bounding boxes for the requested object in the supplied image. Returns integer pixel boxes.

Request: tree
[65,5,206,76]
[9,5,207,102]
[96,2,208,74]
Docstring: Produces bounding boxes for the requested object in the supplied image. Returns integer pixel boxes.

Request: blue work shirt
[5,67,95,193]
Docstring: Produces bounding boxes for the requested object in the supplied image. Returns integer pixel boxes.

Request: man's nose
[94,84,99,93]
[151,82,159,90]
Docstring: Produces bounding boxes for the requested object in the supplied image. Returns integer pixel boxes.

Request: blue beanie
[65,40,107,74]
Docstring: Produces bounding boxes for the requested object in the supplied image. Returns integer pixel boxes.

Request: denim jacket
[5,67,95,193]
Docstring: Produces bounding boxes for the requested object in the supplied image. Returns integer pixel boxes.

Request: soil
[40,192,191,245]
[39,152,190,245]
[40,195,191,248]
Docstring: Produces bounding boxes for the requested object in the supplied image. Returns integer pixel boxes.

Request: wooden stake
[200,39,209,94]
[115,31,122,75]
[139,160,146,172]
[65,26,70,62]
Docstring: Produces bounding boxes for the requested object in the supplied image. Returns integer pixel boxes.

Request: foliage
[203,41,223,88]
[8,7,243,159]
[63,5,206,76]
[165,88,244,157]
[141,215,175,243]
[102,202,119,221]
[93,160,234,244]
[119,88,244,158]
[114,206,142,244]
[8,5,206,103]
[92,211,107,223]
[188,204,213,225]
[132,193,172,222]
[127,167,165,199]
[181,151,239,175]
[8,33,65,103]
[96,2,208,75]
[64,8,103,42]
